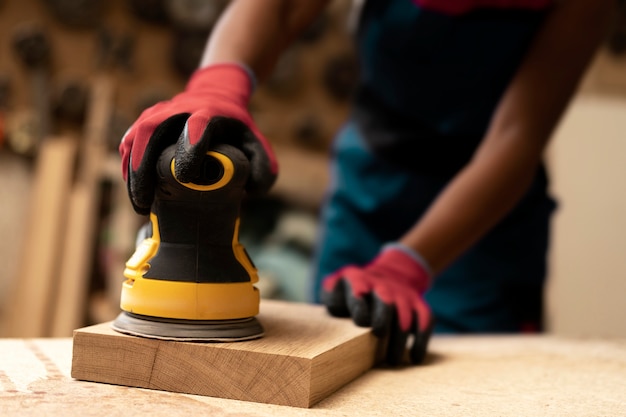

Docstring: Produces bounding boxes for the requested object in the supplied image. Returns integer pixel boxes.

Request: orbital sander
[112,143,264,342]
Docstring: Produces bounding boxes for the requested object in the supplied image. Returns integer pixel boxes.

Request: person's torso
[351,0,552,175]
[355,0,552,135]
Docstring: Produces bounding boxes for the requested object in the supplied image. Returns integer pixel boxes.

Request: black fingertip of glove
[240,129,277,196]
[128,114,189,214]
[175,116,276,195]
[410,318,434,365]
[174,118,222,183]
[320,279,351,318]
[371,294,392,338]
[385,310,410,366]
[345,282,373,328]
[127,178,151,215]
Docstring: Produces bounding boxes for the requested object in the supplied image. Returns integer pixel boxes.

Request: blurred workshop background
[0,0,624,338]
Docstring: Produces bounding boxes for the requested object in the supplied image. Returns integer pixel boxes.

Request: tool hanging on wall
[10,22,53,157]
[164,0,227,31]
[112,143,264,342]
[95,28,135,75]
[127,0,170,25]
[322,52,359,102]
[293,112,324,150]
[53,77,89,127]
[297,12,329,44]
[43,0,104,29]
[165,0,226,79]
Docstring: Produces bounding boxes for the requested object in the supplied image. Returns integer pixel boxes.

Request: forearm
[400,131,543,273]
[401,0,614,274]
[200,0,329,81]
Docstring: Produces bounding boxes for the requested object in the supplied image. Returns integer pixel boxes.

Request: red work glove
[119,63,278,215]
[321,243,434,365]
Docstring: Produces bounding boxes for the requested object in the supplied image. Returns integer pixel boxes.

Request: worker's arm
[401,0,615,273]
[321,0,615,365]
[119,0,328,214]
[201,0,330,81]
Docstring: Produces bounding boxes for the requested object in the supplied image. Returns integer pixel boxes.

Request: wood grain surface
[71,300,379,407]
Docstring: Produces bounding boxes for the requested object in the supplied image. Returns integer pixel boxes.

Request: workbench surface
[1,336,624,416]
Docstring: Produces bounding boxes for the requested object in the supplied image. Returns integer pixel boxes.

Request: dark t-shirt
[352,0,552,176]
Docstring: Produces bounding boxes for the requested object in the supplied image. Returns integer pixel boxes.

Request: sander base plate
[111,312,264,342]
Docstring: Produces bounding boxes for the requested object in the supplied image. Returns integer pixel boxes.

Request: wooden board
[50,75,115,337]
[6,135,77,337]
[71,300,379,408]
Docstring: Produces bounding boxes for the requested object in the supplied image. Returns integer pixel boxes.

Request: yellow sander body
[112,143,264,341]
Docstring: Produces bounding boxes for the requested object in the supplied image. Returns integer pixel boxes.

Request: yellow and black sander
[112,143,263,341]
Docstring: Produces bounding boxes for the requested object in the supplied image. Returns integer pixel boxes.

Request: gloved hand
[321,243,434,365]
[119,63,278,215]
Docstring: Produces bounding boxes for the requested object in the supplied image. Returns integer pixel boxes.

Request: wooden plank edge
[309,326,378,406]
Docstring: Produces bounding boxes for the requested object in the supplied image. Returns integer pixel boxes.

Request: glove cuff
[381,242,433,284]
[234,62,258,90]
[185,62,256,104]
